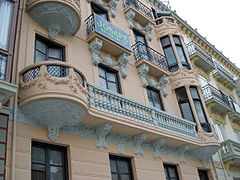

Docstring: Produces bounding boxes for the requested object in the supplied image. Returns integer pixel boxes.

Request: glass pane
[100,77,107,89]
[0,144,5,158]
[108,82,118,92]
[0,176,3,180]
[180,102,195,122]
[0,115,8,128]
[32,170,46,180]
[50,166,63,180]
[160,37,171,47]
[176,46,187,63]
[35,51,46,62]
[107,72,116,82]
[32,163,46,171]
[190,87,199,99]
[0,160,4,174]
[110,159,117,173]
[121,174,130,180]
[49,150,63,166]
[175,87,188,101]
[168,167,177,178]
[36,40,46,53]
[194,101,207,123]
[0,129,6,142]
[215,123,224,142]
[49,48,61,59]
[173,36,181,45]
[32,147,45,164]
[111,173,118,180]
[98,67,106,78]
[164,168,169,178]
[117,160,129,173]
[164,47,177,66]
[0,54,6,80]
[0,0,13,50]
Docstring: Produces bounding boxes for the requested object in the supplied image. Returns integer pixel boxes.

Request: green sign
[94,14,131,51]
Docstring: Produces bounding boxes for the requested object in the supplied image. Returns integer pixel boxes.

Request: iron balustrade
[215,63,235,83]
[201,84,231,108]
[85,14,95,36]
[122,0,154,20]
[22,67,40,83]
[88,82,198,139]
[132,41,168,70]
[186,41,214,65]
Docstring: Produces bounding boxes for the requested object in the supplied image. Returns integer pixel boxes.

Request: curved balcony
[18,61,88,141]
[26,0,81,40]
[221,140,240,167]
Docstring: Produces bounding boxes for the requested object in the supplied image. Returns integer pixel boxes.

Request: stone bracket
[95,123,112,149]
[48,127,60,142]
[137,63,168,96]
[177,144,189,163]
[133,133,148,155]
[125,10,153,41]
[153,138,166,159]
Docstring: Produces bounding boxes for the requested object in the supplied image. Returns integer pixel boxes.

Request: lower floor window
[109,155,133,180]
[164,164,179,180]
[31,141,68,180]
[198,169,209,180]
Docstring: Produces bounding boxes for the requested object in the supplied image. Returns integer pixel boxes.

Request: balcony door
[133,31,150,61]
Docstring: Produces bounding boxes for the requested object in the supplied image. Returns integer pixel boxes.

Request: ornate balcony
[221,140,240,167]
[132,41,169,77]
[212,63,237,90]
[186,41,215,73]
[88,82,198,139]
[235,79,240,98]
[18,61,88,141]
[122,0,154,26]
[26,0,81,40]
[201,85,232,114]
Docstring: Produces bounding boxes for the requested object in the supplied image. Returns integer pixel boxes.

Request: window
[160,36,178,72]
[35,36,65,63]
[147,87,164,110]
[214,122,225,142]
[175,87,195,122]
[0,114,8,180]
[198,169,209,180]
[91,3,109,21]
[109,155,133,180]
[31,141,68,180]
[99,65,121,93]
[163,164,179,180]
[133,30,150,61]
[0,54,7,80]
[173,36,191,70]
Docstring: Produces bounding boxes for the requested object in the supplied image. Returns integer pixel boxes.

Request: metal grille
[85,14,95,36]
[132,41,168,70]
[200,123,212,133]
[215,63,235,83]
[47,65,69,77]
[22,67,40,83]
[122,0,153,20]
[74,70,85,87]
[0,54,7,80]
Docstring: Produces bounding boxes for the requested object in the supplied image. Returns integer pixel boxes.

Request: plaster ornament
[95,123,112,149]
[48,127,60,142]
[167,154,173,163]
[48,24,60,40]
[89,38,103,66]
[133,133,148,155]
[153,138,166,159]
[177,144,189,163]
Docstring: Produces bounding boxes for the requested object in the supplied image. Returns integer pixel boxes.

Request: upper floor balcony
[85,13,132,57]
[122,0,154,26]
[236,79,240,98]
[186,41,215,73]
[201,84,232,114]
[26,0,81,40]
[229,99,240,123]
[212,63,237,90]
[132,41,169,76]
[221,139,240,168]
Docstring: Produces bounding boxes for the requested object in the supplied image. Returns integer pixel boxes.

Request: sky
[169,0,240,69]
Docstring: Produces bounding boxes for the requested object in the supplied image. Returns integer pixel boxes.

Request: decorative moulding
[137,63,168,96]
[152,138,166,159]
[125,10,153,41]
[87,0,118,18]
[95,123,112,149]
[89,37,129,78]
[177,144,189,163]
[133,133,149,155]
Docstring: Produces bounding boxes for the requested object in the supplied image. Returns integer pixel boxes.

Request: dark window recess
[164,164,179,180]
[173,36,191,70]
[175,87,195,123]
[109,155,134,180]
[147,87,164,110]
[91,3,109,21]
[198,169,209,180]
[190,87,211,133]
[133,30,150,61]
[160,36,178,72]
[31,141,68,180]
[98,65,121,93]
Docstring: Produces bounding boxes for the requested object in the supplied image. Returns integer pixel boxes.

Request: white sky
[170,0,240,69]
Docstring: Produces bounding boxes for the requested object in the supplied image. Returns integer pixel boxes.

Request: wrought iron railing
[214,63,236,83]
[88,82,198,139]
[122,0,153,20]
[186,41,214,65]
[155,16,175,25]
[85,14,95,36]
[132,41,168,70]
[22,67,40,83]
[201,84,231,108]
[221,139,240,162]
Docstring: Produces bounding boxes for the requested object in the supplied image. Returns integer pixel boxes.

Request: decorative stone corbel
[95,123,112,149]
[153,138,166,159]
[48,127,60,142]
[133,133,148,155]
[137,63,169,96]
[48,24,60,40]
[87,0,118,18]
[125,10,153,41]
[177,145,189,163]
[89,38,103,66]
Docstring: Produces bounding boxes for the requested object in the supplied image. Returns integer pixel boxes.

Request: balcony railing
[186,41,214,65]
[132,41,168,70]
[155,16,175,25]
[201,85,231,109]
[214,63,236,83]
[88,82,198,139]
[85,14,95,36]
[221,139,240,163]
[122,0,153,20]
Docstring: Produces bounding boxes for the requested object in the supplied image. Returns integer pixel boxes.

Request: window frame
[198,169,209,180]
[31,141,68,180]
[146,86,164,111]
[163,164,180,180]
[91,2,109,21]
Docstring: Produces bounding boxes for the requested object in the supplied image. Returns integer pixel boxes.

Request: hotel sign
[94,14,131,51]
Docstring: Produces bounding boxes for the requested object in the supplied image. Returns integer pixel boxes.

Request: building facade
[1,0,240,180]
